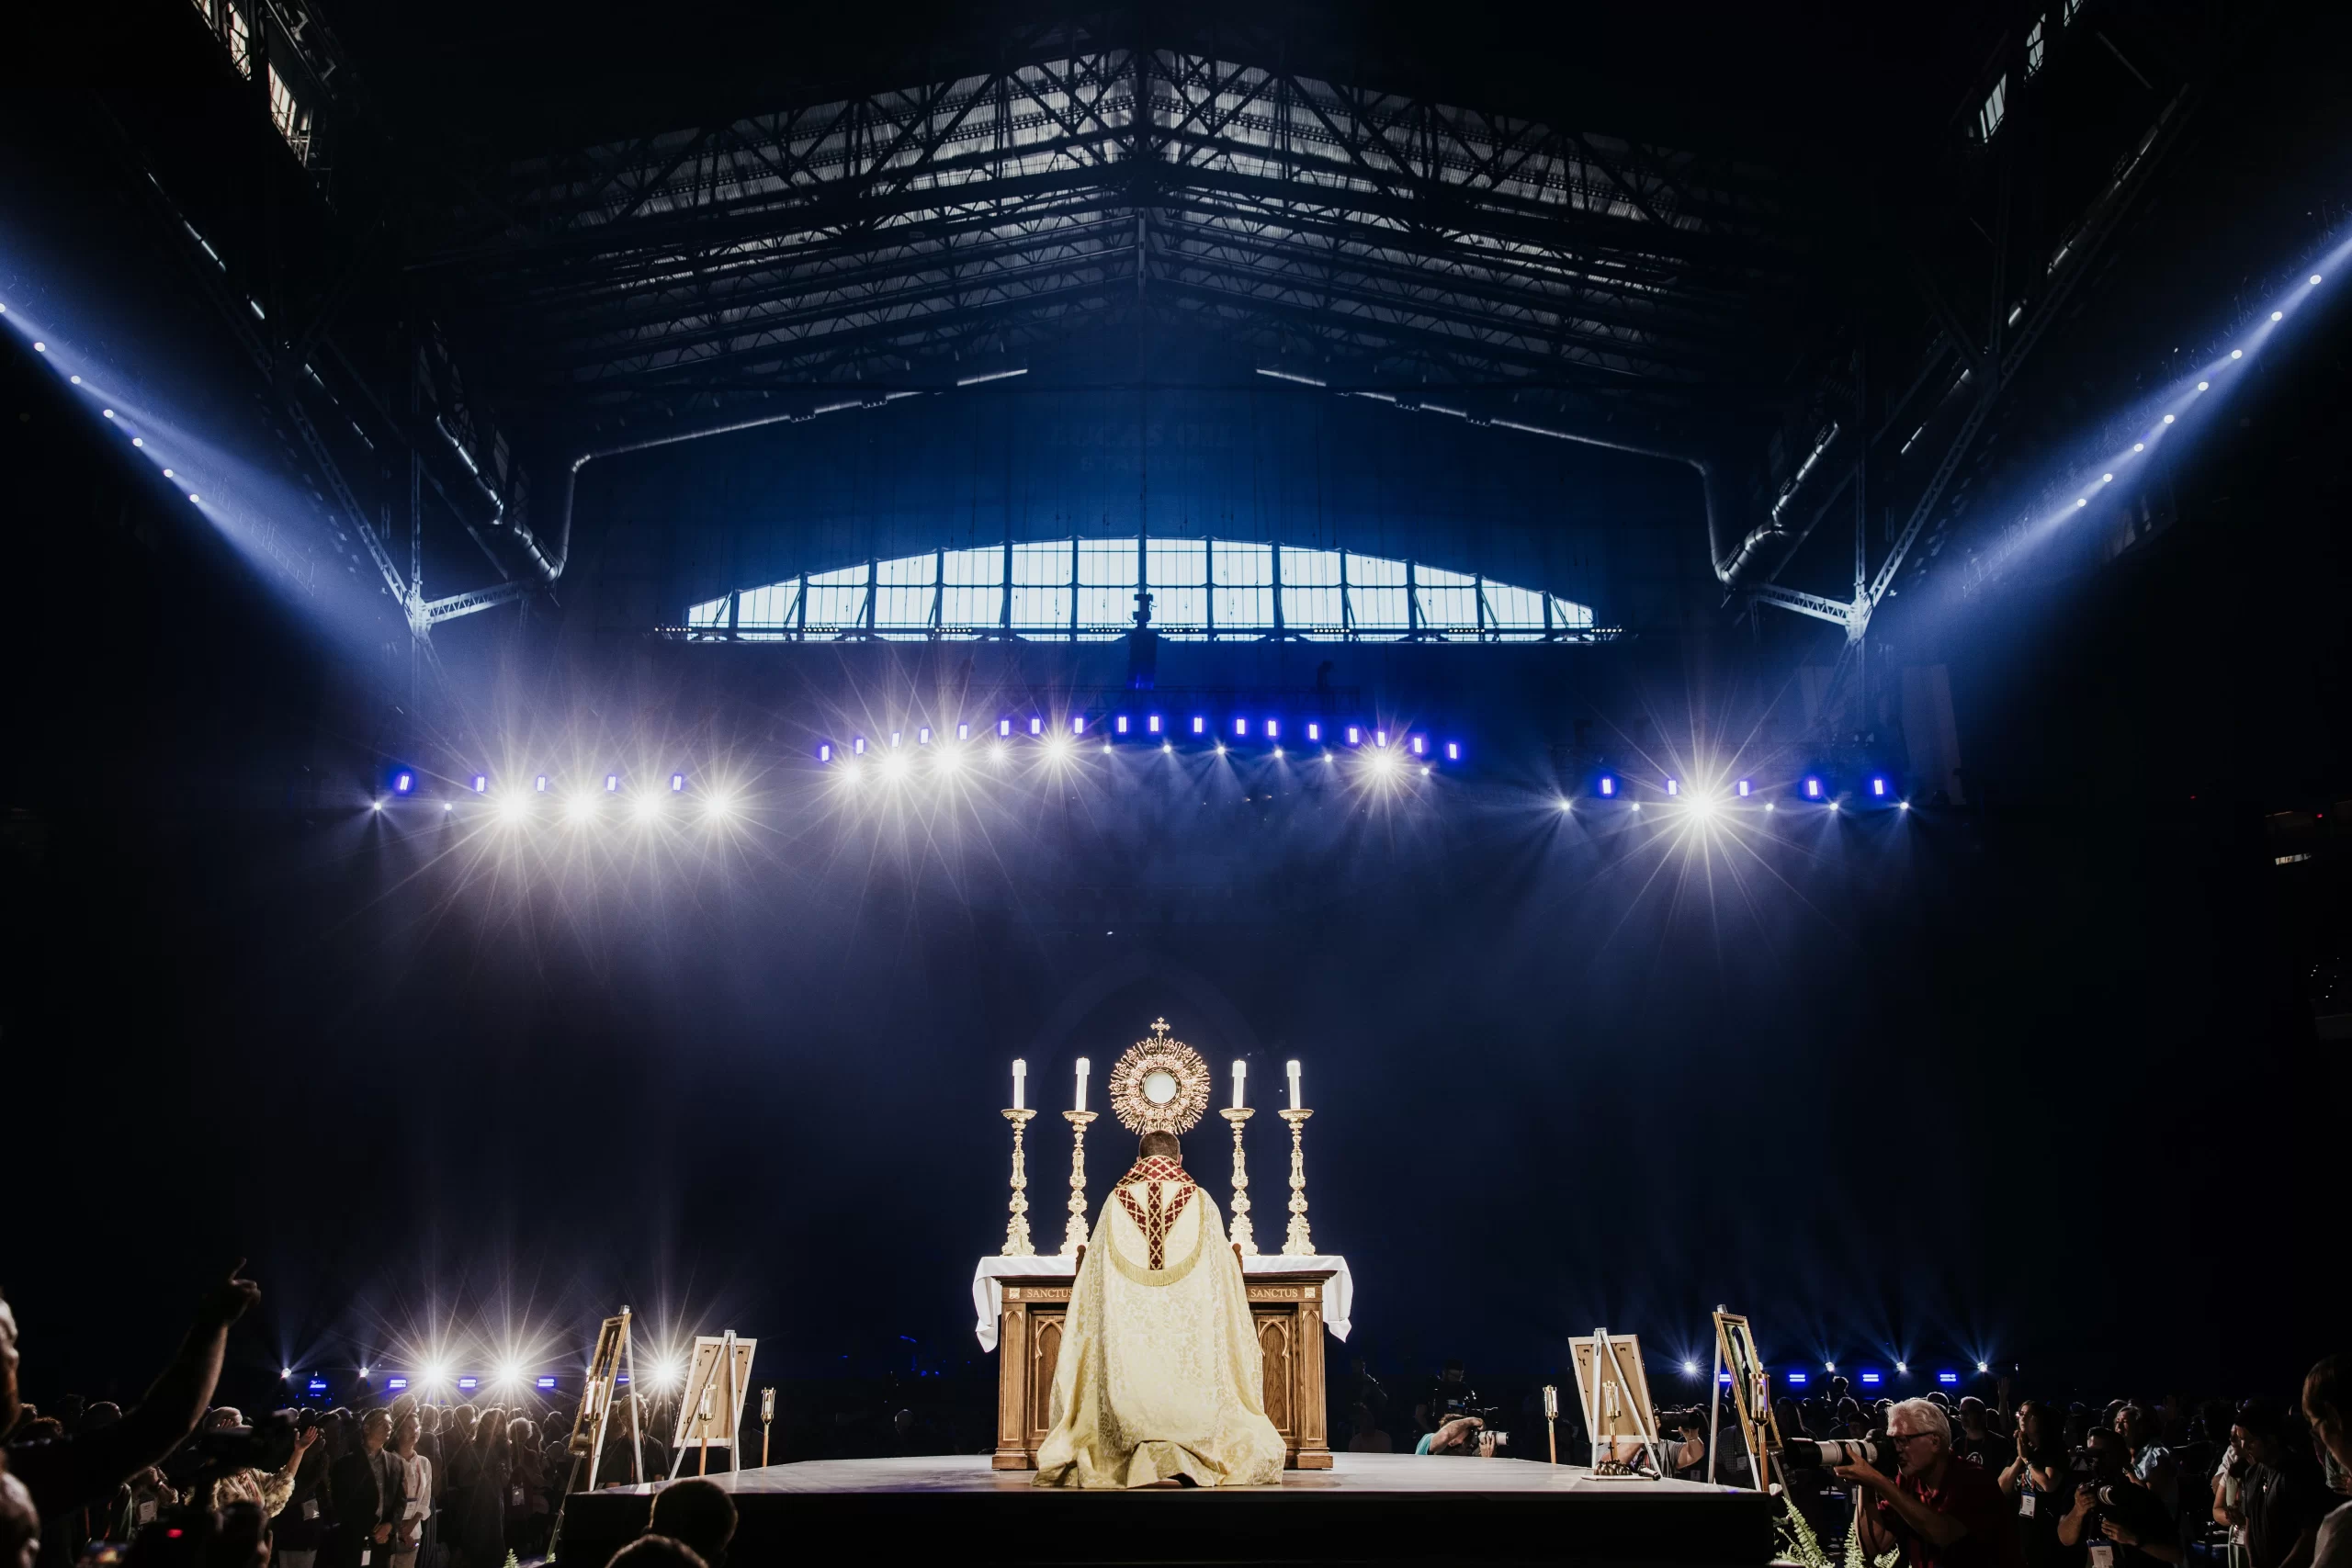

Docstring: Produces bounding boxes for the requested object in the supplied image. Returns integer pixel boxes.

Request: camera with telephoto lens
[1780,1436,1895,1471]
[1655,1406,1708,1435]
[2078,1482,2130,1507]
[192,1411,298,1475]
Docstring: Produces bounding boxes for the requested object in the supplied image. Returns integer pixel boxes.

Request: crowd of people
[1357,1356,2350,1568]
[6,1268,2346,1568]
[0,1269,748,1568]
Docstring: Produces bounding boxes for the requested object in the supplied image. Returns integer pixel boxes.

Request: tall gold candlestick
[1061,1109,1098,1255]
[1001,1108,1037,1256]
[1221,1106,1258,1255]
[1278,1106,1315,1256]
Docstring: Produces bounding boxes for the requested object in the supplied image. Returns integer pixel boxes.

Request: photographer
[2059,1427,2181,1568]
[1836,1396,2024,1568]
[1416,1416,1504,1459]
[0,1265,261,1525]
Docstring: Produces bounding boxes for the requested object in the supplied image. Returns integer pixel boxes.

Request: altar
[972,1253,1355,1472]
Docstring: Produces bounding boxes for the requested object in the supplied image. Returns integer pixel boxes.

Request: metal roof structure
[414,39,1816,437]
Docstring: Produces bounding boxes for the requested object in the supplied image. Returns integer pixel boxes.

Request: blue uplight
[469,774,488,794]
[917,727,932,745]
[1072,715,1085,735]
[1786,1371,1809,1386]
[536,1376,558,1390]
[1804,776,1823,799]
[392,772,413,795]
[1115,716,1129,734]
[1598,775,1616,797]
[534,774,550,793]
[1345,726,1362,746]
[1029,716,1043,736]
[1266,718,1279,739]
[1664,777,1679,796]
[1410,735,1426,756]
[1193,716,1206,735]
[1871,776,1888,797]
[306,1379,328,1395]
[999,718,1012,738]
[1148,715,1162,734]
[1306,722,1321,742]
[854,737,867,755]
[818,743,832,763]
[1938,1371,1960,1385]
[1445,741,1460,761]
[457,1377,479,1391]
[1860,1371,1882,1386]
[670,773,687,793]
[1235,716,1249,737]
[605,773,620,793]
[957,722,971,740]
[387,1378,410,1391]
[1736,779,1752,797]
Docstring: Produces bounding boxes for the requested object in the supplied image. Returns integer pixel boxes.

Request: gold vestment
[1033,1156,1286,1488]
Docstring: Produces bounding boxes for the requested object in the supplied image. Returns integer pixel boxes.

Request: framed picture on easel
[669,1331,758,1478]
[1567,1328,1662,1476]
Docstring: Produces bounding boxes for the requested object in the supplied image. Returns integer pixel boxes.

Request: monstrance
[1106,1018,1212,1136]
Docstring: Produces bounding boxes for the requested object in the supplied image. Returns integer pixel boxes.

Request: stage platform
[551,1451,1781,1566]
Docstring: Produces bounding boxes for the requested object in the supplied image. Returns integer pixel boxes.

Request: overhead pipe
[1253,367,1777,586]
[509,385,965,584]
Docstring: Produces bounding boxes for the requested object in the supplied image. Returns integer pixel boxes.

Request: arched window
[684,537,1597,641]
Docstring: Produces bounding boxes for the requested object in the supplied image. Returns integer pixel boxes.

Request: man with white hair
[1838,1395,2024,1568]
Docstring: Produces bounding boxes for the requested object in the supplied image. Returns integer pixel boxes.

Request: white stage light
[2133,443,2143,452]
[2197,380,2209,390]
[633,794,662,822]
[131,438,142,447]
[2101,473,2112,483]
[2231,349,2243,359]
[1557,799,1572,812]
[498,795,527,824]
[566,795,596,823]
[2313,275,2324,285]
[937,749,960,772]
[359,1367,371,1379]
[1682,1361,1698,1376]
[2163,414,2175,423]
[882,751,910,780]
[162,469,174,478]
[1765,802,1776,812]
[2272,311,2283,321]
[370,801,383,813]
[2075,499,2087,508]
[102,409,114,419]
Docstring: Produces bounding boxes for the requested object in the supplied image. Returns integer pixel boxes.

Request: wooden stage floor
[553,1451,1781,1566]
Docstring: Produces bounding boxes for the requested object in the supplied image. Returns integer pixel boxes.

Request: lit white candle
[1074,1056,1090,1112]
[1012,1058,1026,1111]
[1232,1058,1247,1110]
[1287,1058,1302,1111]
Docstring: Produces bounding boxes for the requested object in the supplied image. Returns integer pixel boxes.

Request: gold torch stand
[1061,1110,1097,1255]
[1221,1106,1258,1255]
[1278,1106,1316,1256]
[1001,1108,1037,1256]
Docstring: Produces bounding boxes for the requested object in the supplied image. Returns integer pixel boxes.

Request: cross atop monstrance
[975,1017,1354,1473]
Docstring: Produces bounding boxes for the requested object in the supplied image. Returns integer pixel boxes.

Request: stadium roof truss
[422,43,1815,434]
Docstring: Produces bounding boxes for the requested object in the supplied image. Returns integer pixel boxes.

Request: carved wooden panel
[1030,1316,1062,1442]
[1258,1315,1293,1434]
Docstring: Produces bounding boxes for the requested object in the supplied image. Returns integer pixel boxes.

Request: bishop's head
[1138,1130,1182,1167]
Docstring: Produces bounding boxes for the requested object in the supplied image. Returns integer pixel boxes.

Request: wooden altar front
[989,1266,1335,1472]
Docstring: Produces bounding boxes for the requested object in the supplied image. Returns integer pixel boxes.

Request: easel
[668,1331,757,1480]
[1708,1307,1783,1491]
[1569,1328,1662,1477]
[548,1307,643,1564]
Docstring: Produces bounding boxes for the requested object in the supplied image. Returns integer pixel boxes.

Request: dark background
[3,0,2346,1448]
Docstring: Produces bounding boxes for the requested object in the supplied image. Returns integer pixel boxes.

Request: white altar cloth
[971,1253,1353,1352]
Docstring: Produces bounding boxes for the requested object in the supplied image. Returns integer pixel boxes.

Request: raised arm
[11,1265,260,1520]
